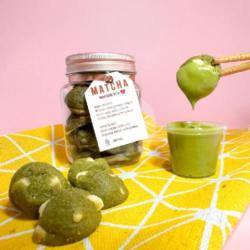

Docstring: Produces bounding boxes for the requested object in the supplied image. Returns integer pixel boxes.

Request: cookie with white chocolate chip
[64,85,89,115]
[8,162,68,218]
[65,113,91,132]
[68,158,129,209]
[33,188,102,246]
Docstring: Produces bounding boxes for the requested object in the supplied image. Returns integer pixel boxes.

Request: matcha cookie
[9,162,68,218]
[68,158,129,209]
[33,188,102,246]
[67,145,101,161]
[67,140,142,165]
[65,85,89,115]
[65,114,91,132]
[106,142,140,154]
[104,142,143,164]
[177,55,221,108]
[66,127,99,152]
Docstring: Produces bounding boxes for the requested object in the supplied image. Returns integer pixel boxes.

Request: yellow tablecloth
[0,115,250,250]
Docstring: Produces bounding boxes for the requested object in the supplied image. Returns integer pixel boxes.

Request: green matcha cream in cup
[167,121,225,178]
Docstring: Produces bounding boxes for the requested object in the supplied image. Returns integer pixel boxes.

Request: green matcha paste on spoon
[177,55,221,108]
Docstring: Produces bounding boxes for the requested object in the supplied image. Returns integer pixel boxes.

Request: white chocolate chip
[87,195,104,211]
[76,171,88,180]
[39,200,50,217]
[120,187,125,195]
[138,144,143,152]
[80,138,88,144]
[49,176,60,186]
[33,225,47,242]
[73,212,84,223]
[86,157,94,161]
[17,177,30,187]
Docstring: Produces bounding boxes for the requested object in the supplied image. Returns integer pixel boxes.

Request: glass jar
[61,53,143,165]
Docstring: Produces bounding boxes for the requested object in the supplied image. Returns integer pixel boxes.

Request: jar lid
[66,52,136,74]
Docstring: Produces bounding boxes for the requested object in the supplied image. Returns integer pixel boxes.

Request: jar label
[85,71,148,151]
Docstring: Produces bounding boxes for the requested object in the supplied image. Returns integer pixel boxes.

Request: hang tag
[85,71,148,151]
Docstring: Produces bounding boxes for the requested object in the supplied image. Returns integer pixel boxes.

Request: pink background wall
[0,0,250,134]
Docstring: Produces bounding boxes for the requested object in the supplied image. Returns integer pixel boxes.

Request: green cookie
[65,114,91,132]
[67,145,100,161]
[104,142,143,164]
[33,188,102,246]
[177,55,221,108]
[9,162,68,218]
[68,158,129,209]
[65,85,89,115]
[106,142,137,154]
[66,128,99,152]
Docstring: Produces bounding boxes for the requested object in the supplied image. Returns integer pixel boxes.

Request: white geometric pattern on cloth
[0,115,249,250]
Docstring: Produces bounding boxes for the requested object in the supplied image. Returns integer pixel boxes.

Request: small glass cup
[166,121,225,178]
